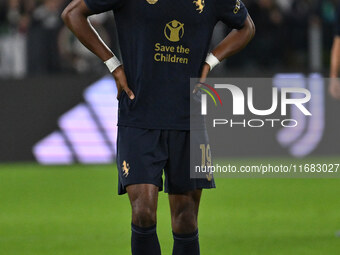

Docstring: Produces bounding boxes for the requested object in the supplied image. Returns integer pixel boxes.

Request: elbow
[246,15,256,41]
[61,8,71,24]
[250,21,256,39]
[61,0,91,26]
[249,23,255,40]
[61,4,79,26]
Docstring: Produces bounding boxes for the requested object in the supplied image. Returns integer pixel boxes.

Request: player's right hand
[329,78,340,100]
[113,66,135,100]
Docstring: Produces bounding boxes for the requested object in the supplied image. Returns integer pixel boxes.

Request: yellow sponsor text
[154,43,190,64]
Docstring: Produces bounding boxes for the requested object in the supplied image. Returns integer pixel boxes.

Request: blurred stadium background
[0,0,340,254]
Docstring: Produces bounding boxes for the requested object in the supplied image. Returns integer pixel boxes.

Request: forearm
[330,37,340,78]
[61,0,113,62]
[212,15,255,61]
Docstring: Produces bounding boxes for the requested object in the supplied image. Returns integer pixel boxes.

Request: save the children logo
[153,20,189,64]
[164,20,184,42]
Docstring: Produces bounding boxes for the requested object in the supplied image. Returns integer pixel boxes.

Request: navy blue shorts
[116,126,216,195]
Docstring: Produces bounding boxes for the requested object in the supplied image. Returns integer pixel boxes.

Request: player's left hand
[200,63,210,82]
[329,78,340,100]
[193,63,210,93]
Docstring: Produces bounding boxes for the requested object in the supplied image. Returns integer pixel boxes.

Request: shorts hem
[165,183,216,194]
[117,122,189,131]
[118,180,163,195]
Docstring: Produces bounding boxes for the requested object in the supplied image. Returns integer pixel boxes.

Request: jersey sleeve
[215,0,248,29]
[336,4,340,36]
[84,0,124,13]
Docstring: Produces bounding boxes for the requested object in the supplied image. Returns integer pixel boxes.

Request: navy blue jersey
[84,0,248,130]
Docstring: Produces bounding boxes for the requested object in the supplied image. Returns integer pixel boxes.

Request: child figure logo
[193,0,205,13]
[164,20,184,42]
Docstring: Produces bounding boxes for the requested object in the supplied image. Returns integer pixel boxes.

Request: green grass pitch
[0,158,340,255]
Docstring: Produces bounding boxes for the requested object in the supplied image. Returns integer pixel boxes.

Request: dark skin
[330,36,340,99]
[127,184,202,234]
[61,0,135,100]
[62,0,255,234]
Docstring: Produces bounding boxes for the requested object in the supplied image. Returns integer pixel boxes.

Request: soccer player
[330,2,340,99]
[62,0,255,254]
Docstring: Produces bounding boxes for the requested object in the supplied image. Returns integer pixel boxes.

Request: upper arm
[62,0,93,20]
[334,37,340,49]
[215,0,248,30]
